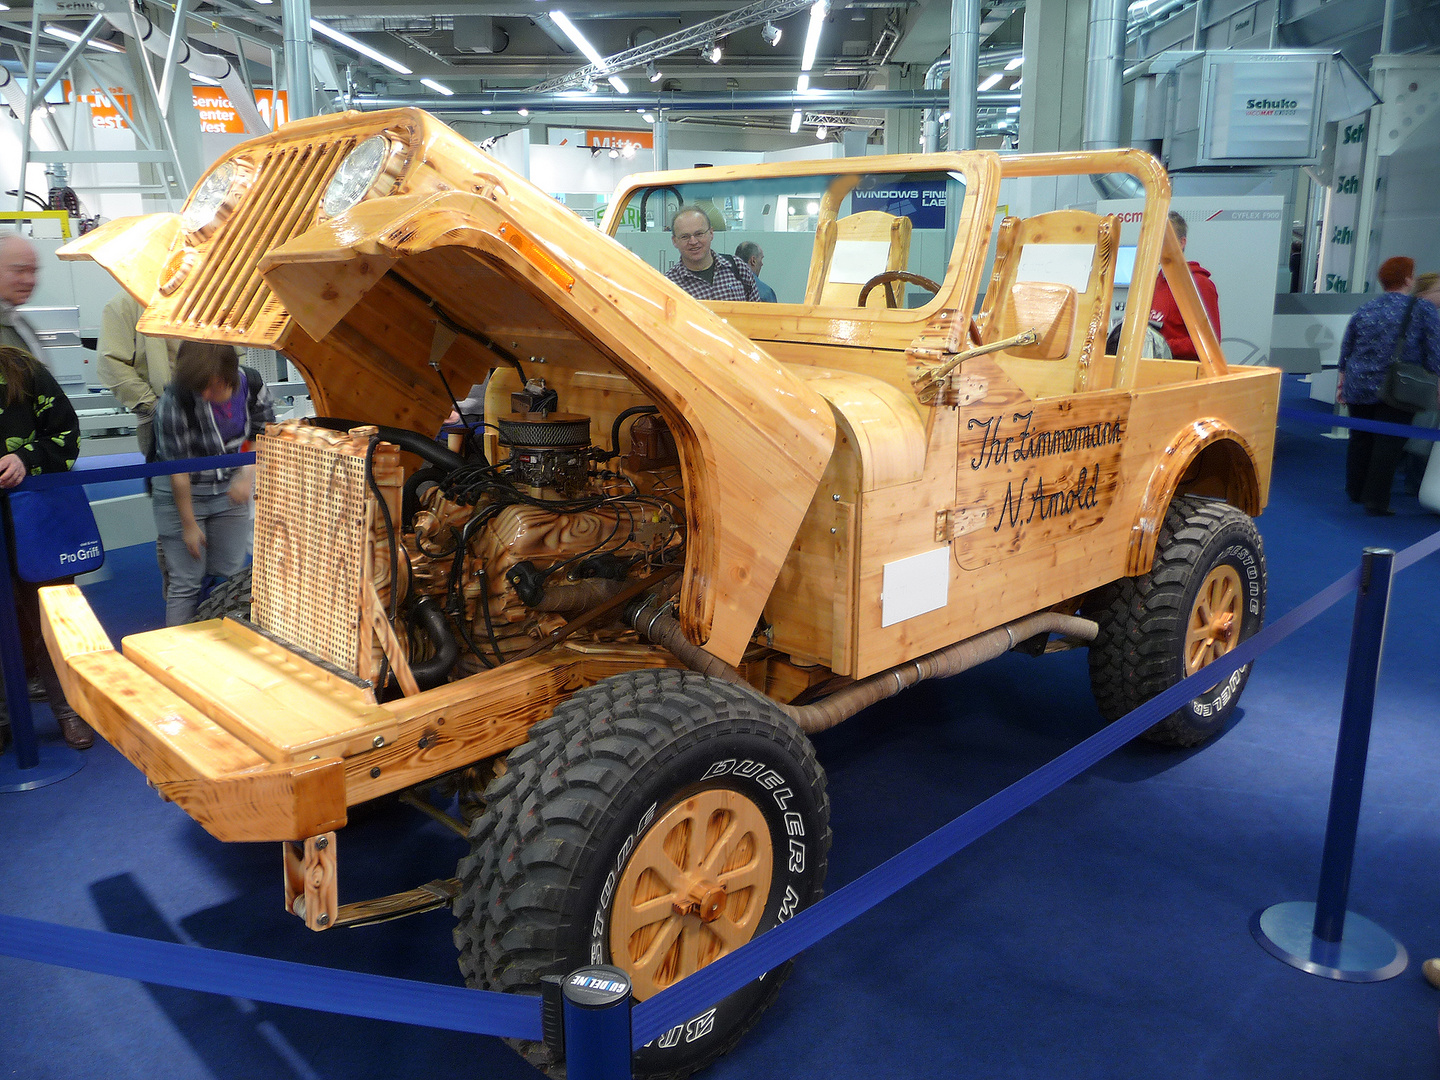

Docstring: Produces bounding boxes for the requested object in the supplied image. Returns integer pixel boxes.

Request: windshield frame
[604,152,999,348]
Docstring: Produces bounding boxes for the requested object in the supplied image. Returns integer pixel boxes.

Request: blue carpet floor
[4,379,1440,1080]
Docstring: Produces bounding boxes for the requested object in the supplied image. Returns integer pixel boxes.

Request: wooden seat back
[805,210,913,308]
[975,209,1120,396]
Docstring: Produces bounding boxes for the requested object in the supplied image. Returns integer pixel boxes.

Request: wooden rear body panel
[761,344,1278,677]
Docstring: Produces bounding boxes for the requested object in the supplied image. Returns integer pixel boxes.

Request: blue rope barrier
[0,914,542,1040]
[1279,405,1440,441]
[632,522,1440,1045]
[17,452,256,490]
[3,439,1437,1055]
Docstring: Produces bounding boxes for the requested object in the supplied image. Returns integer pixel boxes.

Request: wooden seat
[805,209,913,308]
[975,209,1120,397]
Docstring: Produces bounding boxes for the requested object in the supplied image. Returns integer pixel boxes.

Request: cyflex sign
[1206,56,1323,160]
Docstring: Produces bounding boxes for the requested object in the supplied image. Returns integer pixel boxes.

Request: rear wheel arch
[1126,420,1261,577]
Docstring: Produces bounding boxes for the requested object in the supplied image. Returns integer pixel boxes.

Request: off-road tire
[192,565,253,622]
[1088,495,1265,747]
[453,669,830,1079]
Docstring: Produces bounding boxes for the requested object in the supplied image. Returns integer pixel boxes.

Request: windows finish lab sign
[1206,56,1323,160]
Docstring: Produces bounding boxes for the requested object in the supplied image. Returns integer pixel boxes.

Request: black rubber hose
[408,597,460,690]
[306,417,465,472]
[402,465,447,529]
[607,405,660,460]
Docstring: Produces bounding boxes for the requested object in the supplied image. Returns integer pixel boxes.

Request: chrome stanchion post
[0,491,83,791]
[560,965,634,1080]
[1251,547,1406,981]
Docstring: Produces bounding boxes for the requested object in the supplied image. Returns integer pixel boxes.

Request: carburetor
[497,413,593,497]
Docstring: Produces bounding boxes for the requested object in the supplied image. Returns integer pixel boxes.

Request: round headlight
[181,160,238,234]
[323,136,391,218]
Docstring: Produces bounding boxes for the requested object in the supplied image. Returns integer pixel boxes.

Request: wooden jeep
[41,109,1278,1078]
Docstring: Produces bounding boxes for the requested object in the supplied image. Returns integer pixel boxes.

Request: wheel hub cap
[1186,564,1243,675]
[609,789,774,1000]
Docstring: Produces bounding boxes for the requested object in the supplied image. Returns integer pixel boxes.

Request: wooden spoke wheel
[610,788,774,1000]
[1087,495,1265,747]
[1185,564,1242,675]
[454,670,829,1080]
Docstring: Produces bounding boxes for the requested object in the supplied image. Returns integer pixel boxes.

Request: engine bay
[355,381,686,694]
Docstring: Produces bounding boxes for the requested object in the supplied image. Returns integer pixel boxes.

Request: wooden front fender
[55,213,185,307]
[1126,419,1262,577]
[258,192,837,666]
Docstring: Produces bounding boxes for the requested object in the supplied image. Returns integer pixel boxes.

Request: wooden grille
[252,423,374,674]
[178,137,355,335]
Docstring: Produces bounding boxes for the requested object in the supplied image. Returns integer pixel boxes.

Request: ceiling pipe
[309,1,913,15]
[922,56,947,152]
[347,88,1019,112]
[948,0,979,150]
[1084,0,1143,199]
[282,0,315,119]
[1126,0,1193,39]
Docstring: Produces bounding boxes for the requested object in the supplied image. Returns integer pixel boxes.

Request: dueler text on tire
[453,669,830,1079]
[1088,495,1266,747]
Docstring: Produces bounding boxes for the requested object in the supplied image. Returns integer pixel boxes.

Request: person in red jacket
[1150,210,1221,361]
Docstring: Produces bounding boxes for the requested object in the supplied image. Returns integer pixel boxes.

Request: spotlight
[608,147,619,158]
[622,142,636,158]
[518,107,530,116]
[704,41,723,63]
[815,126,827,141]
[642,111,656,123]
[761,21,782,46]
[646,60,662,83]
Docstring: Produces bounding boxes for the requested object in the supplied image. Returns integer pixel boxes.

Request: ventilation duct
[0,66,68,153]
[1084,0,1143,199]
[105,8,268,134]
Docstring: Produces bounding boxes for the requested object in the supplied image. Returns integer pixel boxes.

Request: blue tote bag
[3,486,105,582]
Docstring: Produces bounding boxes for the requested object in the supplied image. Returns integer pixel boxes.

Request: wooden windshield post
[1158,225,1228,379]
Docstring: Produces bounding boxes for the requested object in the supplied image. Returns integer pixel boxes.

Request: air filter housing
[498,412,592,494]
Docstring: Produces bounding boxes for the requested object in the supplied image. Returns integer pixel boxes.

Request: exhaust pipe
[630,599,1098,735]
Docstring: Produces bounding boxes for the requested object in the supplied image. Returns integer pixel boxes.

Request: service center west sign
[1206,57,1322,160]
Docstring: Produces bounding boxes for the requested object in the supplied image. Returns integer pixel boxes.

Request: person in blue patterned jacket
[1337,255,1440,515]
[152,342,275,625]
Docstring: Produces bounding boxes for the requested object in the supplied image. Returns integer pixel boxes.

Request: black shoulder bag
[1381,297,1439,412]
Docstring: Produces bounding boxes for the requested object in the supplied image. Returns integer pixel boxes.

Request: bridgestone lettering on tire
[452,669,830,1080]
[1087,495,1266,747]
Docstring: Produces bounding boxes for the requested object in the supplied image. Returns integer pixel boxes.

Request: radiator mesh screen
[252,432,368,672]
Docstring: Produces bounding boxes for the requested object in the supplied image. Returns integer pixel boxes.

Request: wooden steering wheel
[857,270,943,309]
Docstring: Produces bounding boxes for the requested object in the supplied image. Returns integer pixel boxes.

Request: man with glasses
[665,206,759,302]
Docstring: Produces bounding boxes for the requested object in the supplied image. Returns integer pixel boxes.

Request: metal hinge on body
[935,506,989,542]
